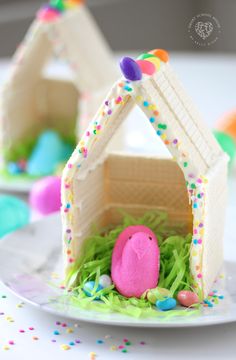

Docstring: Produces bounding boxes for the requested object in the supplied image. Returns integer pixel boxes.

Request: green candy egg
[0,196,30,238]
[147,287,171,304]
[213,130,236,166]
[137,53,156,60]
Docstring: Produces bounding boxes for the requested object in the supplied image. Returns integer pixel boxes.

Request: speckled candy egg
[147,287,171,304]
[29,176,61,215]
[177,290,199,307]
[98,274,112,288]
[83,281,103,299]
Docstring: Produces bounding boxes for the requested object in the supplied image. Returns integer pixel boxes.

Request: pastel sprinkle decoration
[120,57,142,81]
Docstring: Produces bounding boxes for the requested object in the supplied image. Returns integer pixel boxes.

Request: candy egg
[213,130,235,166]
[83,281,103,299]
[120,57,142,81]
[149,49,169,63]
[177,290,199,307]
[136,60,156,76]
[156,297,176,311]
[29,176,61,215]
[147,287,171,304]
[98,274,112,288]
[0,195,30,238]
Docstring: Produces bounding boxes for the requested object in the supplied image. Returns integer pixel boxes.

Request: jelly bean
[120,57,142,81]
[136,60,156,76]
[177,290,199,307]
[98,274,112,288]
[156,297,176,311]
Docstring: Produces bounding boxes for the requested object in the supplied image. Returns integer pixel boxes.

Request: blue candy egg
[156,297,177,311]
[83,281,103,299]
[120,57,142,81]
[0,195,30,238]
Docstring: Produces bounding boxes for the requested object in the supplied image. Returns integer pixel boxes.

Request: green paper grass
[64,210,199,318]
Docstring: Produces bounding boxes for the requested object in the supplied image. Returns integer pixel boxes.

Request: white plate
[0,213,235,328]
[0,175,35,193]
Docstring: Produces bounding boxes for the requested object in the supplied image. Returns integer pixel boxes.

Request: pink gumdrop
[177,290,199,307]
[37,7,61,22]
[29,176,61,215]
[136,60,156,76]
[111,225,160,298]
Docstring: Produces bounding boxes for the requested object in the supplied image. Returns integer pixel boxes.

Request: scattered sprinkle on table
[32,336,39,340]
[60,344,70,351]
[53,330,60,335]
[19,329,25,333]
[66,327,74,333]
[122,349,128,353]
[3,345,10,350]
[8,340,14,345]
[29,327,34,331]
[96,339,104,344]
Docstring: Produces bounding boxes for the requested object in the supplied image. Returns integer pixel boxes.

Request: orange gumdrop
[217,110,236,141]
[149,49,169,63]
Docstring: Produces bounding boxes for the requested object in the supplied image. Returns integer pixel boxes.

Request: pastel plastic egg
[136,60,156,75]
[149,49,169,63]
[83,281,103,299]
[98,274,112,288]
[177,290,199,307]
[156,297,176,311]
[29,176,61,215]
[0,196,30,238]
[213,130,235,166]
[147,287,171,304]
[120,57,142,81]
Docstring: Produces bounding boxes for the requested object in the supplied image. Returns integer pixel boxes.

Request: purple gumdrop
[120,57,142,81]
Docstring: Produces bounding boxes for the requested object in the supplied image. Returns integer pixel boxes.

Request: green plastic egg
[0,195,30,238]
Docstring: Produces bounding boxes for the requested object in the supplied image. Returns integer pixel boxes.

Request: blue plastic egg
[156,297,177,311]
[0,195,30,238]
[83,281,103,299]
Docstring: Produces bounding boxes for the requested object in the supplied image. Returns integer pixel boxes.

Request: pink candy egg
[29,176,61,215]
[177,290,199,307]
[37,7,60,22]
[136,60,156,76]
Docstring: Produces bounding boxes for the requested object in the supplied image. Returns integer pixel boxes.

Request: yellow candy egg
[147,57,161,71]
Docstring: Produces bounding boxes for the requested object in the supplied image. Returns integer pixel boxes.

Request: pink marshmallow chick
[111,225,160,298]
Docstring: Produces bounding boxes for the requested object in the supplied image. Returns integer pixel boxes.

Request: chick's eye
[149,236,152,240]
[128,236,132,240]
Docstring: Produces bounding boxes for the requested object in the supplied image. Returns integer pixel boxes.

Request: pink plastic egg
[177,290,199,307]
[136,60,156,76]
[29,176,61,215]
